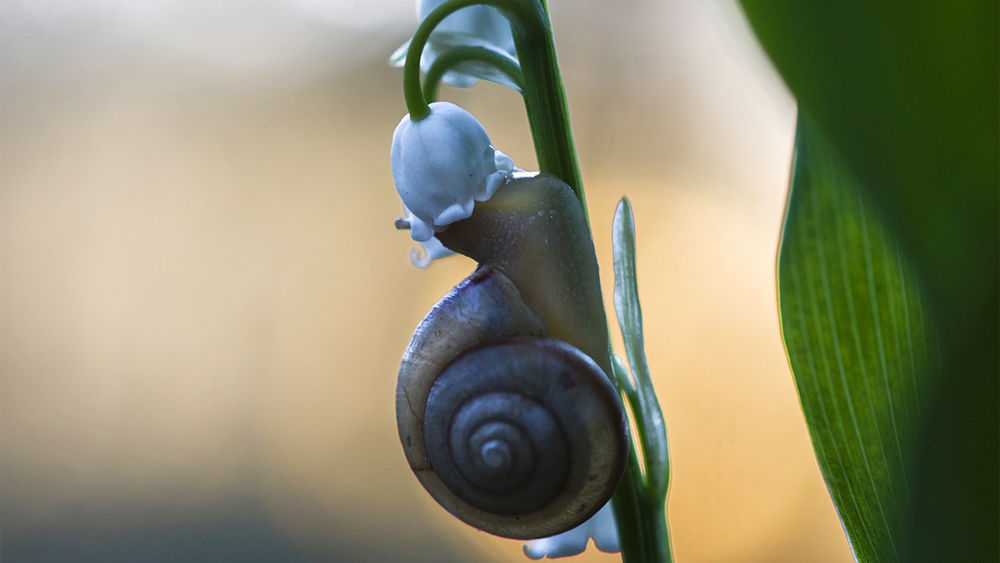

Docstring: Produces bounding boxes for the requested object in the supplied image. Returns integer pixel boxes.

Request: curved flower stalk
[524,501,620,559]
[391,101,513,243]
[390,0,518,90]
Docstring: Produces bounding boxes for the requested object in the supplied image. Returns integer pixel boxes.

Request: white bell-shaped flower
[391,101,512,242]
[390,0,518,89]
[523,501,621,559]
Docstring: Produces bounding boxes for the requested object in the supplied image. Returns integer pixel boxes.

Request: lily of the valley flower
[391,101,513,243]
[524,501,621,559]
[390,0,517,89]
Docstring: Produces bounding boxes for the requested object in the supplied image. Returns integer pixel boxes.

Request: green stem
[403,0,534,121]
[613,357,673,561]
[507,0,587,213]
[423,46,523,103]
[512,3,667,561]
[613,457,673,563]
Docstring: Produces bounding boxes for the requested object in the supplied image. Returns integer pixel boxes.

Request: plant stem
[404,0,533,121]
[423,46,523,103]
[613,359,673,562]
[613,462,673,563]
[508,0,587,214]
[512,3,670,561]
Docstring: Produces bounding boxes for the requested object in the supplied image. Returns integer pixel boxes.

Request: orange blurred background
[1,0,852,561]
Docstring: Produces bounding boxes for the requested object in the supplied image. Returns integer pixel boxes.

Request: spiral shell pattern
[397,267,627,539]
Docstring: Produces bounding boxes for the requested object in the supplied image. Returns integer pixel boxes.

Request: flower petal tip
[409,236,455,268]
[522,502,620,559]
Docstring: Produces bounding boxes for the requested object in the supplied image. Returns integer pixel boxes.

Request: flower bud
[391,102,510,242]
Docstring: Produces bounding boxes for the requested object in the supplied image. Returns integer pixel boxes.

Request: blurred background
[1,0,853,560]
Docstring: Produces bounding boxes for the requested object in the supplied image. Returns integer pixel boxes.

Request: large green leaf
[779,117,935,562]
[739,1,998,298]
[740,1,998,559]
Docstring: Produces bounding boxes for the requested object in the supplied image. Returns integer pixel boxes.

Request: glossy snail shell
[397,266,628,539]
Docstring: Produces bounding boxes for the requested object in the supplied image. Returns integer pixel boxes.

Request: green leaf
[740,2,998,558]
[738,1,998,300]
[778,117,936,562]
[609,197,673,563]
[612,197,669,499]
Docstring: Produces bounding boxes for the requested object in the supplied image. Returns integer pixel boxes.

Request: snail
[396,174,629,539]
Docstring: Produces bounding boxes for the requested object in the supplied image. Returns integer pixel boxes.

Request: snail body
[396,174,628,539]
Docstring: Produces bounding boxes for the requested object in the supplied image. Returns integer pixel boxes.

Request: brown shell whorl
[396,266,627,539]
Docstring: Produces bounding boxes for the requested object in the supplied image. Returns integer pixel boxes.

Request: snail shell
[397,266,628,539]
